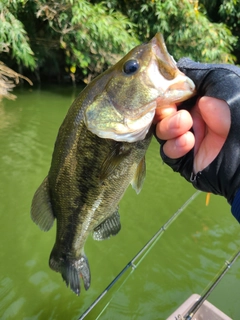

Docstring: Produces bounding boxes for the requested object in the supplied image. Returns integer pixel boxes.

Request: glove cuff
[231,189,240,223]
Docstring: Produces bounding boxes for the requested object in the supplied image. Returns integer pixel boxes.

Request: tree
[0,62,32,100]
[0,0,34,99]
[0,0,36,69]
[0,0,239,94]
[101,0,237,63]
[200,0,240,62]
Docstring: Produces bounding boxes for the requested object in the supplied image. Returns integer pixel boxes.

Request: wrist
[231,189,240,223]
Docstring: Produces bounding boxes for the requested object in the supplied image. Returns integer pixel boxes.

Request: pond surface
[0,85,240,320]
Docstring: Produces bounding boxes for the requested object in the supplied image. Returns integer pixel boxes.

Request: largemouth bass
[31,33,195,295]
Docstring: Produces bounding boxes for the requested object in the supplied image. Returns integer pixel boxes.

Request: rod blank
[78,191,201,320]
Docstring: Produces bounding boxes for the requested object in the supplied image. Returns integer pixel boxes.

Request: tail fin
[49,249,91,295]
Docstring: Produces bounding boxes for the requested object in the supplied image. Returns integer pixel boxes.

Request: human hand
[154,58,240,222]
[155,97,230,174]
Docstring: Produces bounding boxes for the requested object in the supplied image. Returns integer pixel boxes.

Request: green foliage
[219,0,240,33]
[0,0,36,69]
[0,0,239,83]
[199,0,240,62]
[107,0,237,63]
[35,0,139,79]
[218,0,240,60]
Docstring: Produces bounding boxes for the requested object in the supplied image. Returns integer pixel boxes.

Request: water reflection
[0,87,240,320]
[0,278,26,319]
[0,104,17,130]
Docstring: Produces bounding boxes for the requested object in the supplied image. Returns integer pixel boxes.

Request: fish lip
[155,74,196,107]
[150,33,179,80]
[150,33,196,106]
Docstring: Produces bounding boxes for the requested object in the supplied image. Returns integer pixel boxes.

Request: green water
[0,86,240,320]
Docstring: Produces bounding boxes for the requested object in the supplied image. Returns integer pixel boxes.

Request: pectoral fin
[131,157,146,194]
[100,142,130,181]
[93,209,121,240]
[31,176,55,231]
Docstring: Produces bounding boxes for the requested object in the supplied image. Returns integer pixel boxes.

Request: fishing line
[181,249,240,320]
[78,190,201,320]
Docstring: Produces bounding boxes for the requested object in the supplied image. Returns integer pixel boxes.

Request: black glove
[158,58,240,221]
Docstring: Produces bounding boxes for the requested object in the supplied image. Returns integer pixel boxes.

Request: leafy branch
[0,61,32,100]
[0,1,36,69]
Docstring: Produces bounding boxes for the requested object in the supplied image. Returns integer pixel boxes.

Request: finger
[192,97,230,173]
[162,131,195,159]
[153,104,177,124]
[197,97,230,137]
[156,109,193,140]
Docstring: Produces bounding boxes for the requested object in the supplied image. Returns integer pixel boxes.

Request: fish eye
[123,59,140,75]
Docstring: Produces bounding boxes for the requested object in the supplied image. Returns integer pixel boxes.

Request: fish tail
[49,247,91,295]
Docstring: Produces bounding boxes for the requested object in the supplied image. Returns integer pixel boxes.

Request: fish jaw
[154,72,196,106]
[149,32,196,105]
[84,33,195,143]
[85,102,156,143]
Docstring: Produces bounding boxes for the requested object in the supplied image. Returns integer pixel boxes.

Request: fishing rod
[181,249,240,320]
[78,190,201,320]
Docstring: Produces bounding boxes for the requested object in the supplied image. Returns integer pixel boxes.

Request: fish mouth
[150,33,196,105]
[84,33,195,143]
[157,75,196,105]
[150,33,179,81]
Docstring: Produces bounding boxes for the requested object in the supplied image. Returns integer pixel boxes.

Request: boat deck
[167,294,232,320]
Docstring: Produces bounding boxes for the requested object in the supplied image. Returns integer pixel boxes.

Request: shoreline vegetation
[1,0,239,99]
[0,62,33,101]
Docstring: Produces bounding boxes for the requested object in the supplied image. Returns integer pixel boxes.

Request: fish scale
[31,33,195,295]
